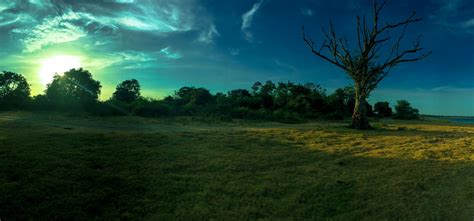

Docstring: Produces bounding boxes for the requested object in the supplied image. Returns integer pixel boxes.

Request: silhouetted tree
[172,86,213,114]
[394,100,420,120]
[46,68,101,111]
[327,86,355,118]
[253,80,275,109]
[302,0,430,129]
[0,71,30,110]
[113,79,141,103]
[374,101,392,117]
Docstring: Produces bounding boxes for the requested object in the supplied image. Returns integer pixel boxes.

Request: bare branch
[378,11,422,34]
[301,26,348,71]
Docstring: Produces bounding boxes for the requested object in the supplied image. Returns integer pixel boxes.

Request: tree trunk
[351,91,371,130]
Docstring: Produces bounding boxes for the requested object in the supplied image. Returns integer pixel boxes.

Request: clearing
[0,112,473,220]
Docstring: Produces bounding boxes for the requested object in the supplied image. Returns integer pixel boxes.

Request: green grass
[0,112,473,220]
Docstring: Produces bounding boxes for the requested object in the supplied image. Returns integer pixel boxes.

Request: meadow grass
[0,112,473,220]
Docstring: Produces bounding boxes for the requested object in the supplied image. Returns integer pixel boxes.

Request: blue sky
[0,0,473,116]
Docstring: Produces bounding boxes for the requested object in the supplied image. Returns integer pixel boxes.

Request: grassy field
[0,112,473,220]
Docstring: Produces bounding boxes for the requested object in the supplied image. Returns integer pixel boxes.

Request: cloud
[198,24,219,44]
[241,0,264,42]
[431,0,474,34]
[14,11,89,52]
[229,48,240,56]
[301,8,313,16]
[274,59,298,74]
[6,0,216,52]
[461,18,474,28]
[159,47,182,59]
[86,51,156,70]
[111,2,193,32]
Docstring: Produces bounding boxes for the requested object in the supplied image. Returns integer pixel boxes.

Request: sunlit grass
[0,112,472,220]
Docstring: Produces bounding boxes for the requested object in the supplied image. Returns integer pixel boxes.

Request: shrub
[394,100,420,120]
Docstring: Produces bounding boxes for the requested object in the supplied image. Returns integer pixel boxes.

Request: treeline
[0,69,420,122]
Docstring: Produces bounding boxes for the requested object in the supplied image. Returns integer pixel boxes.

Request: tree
[327,86,355,117]
[302,0,430,129]
[46,68,101,111]
[394,100,420,120]
[252,80,275,109]
[172,86,213,114]
[374,101,392,117]
[113,79,141,103]
[0,71,30,109]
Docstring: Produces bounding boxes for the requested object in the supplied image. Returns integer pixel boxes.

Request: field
[0,112,473,220]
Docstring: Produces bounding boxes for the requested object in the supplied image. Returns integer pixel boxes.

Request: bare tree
[302,0,431,130]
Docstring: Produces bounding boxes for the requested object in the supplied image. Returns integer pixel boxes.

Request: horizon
[0,0,473,116]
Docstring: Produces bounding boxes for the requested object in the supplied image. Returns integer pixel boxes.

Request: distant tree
[327,86,355,117]
[228,89,252,98]
[0,71,30,110]
[394,100,420,120]
[172,86,213,114]
[189,88,213,106]
[252,80,275,109]
[113,79,141,103]
[374,101,392,117]
[46,68,101,111]
[302,0,430,129]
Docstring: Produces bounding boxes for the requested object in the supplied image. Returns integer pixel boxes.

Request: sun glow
[39,55,81,85]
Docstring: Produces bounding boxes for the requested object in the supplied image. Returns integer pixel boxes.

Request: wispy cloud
[301,8,313,17]
[159,47,182,59]
[431,0,474,34]
[198,24,219,44]
[229,48,240,56]
[461,18,474,28]
[5,0,216,52]
[241,0,264,42]
[86,51,156,70]
[14,11,90,52]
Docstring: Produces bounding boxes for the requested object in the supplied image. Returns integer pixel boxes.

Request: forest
[0,68,421,123]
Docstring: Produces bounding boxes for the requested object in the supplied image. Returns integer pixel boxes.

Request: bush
[0,71,30,110]
[374,101,392,118]
[132,99,171,117]
[393,100,420,120]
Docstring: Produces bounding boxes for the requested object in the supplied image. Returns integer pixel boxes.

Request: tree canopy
[0,71,30,110]
[394,100,420,120]
[46,68,101,111]
[113,79,141,103]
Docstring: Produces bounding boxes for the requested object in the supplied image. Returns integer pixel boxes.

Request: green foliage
[112,79,141,103]
[45,68,101,111]
[0,69,421,121]
[374,101,392,117]
[394,100,420,120]
[0,71,30,110]
[327,86,355,117]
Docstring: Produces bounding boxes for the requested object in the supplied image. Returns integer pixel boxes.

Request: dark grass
[0,113,473,220]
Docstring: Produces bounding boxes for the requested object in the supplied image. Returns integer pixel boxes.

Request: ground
[0,112,473,220]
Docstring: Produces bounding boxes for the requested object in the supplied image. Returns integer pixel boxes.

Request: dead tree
[302,0,431,130]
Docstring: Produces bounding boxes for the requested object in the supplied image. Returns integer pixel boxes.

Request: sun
[39,55,82,85]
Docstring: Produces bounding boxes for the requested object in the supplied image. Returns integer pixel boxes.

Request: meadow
[0,112,473,220]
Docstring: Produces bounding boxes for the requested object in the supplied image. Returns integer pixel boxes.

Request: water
[449,118,474,124]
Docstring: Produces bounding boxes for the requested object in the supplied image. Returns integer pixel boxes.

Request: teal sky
[0,0,473,116]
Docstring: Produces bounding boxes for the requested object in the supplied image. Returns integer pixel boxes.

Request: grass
[0,112,473,220]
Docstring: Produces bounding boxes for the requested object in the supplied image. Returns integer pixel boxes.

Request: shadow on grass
[0,126,473,220]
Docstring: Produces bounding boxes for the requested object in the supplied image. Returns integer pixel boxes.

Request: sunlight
[39,55,81,85]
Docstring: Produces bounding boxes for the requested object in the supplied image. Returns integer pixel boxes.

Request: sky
[0,0,473,116]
